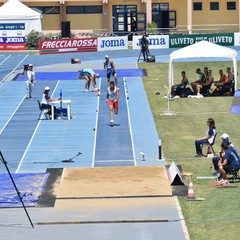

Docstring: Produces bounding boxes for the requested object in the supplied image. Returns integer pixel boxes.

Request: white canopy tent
[0,0,42,34]
[169,40,238,91]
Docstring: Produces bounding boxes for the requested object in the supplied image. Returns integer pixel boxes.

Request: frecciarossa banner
[39,38,97,54]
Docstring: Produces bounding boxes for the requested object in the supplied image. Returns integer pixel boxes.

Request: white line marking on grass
[92,78,101,167]
[0,54,11,65]
[123,77,136,166]
[16,80,61,173]
[177,111,228,116]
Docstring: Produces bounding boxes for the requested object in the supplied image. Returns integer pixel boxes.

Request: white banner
[132,35,169,49]
[97,36,128,51]
[234,32,240,46]
[0,23,25,37]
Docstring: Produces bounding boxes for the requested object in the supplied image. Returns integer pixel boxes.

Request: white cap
[221,133,229,139]
[105,55,109,58]
[29,64,33,67]
[45,86,50,91]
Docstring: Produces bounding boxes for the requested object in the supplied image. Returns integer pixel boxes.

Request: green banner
[169,33,234,48]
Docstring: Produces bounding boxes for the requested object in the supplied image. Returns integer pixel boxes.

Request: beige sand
[55,166,172,198]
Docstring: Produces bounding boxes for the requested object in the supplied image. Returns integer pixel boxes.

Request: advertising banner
[97,36,128,51]
[234,32,240,46]
[132,35,169,50]
[169,33,234,48]
[39,38,98,54]
[0,36,25,50]
[0,23,25,36]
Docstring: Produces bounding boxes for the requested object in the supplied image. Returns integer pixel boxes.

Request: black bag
[147,55,155,62]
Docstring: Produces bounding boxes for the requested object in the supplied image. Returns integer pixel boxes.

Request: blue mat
[0,173,49,208]
[231,90,240,114]
[16,69,146,81]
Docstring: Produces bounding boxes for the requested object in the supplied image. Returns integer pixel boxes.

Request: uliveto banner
[39,38,97,54]
[169,33,234,48]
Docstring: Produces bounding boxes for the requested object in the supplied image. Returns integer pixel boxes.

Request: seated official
[194,118,216,158]
[212,133,234,176]
[171,71,189,97]
[217,141,240,186]
[41,86,60,118]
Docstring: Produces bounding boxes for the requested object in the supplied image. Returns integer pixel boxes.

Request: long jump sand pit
[43,167,177,223]
[56,166,172,199]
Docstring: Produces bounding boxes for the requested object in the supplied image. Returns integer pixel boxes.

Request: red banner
[0,44,25,50]
[39,38,97,54]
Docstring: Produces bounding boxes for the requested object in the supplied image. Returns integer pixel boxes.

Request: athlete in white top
[106,81,120,124]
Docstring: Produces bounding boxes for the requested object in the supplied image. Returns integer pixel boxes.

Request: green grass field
[139,61,240,240]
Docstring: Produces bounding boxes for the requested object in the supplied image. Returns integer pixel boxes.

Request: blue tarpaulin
[0,173,49,208]
[231,90,240,114]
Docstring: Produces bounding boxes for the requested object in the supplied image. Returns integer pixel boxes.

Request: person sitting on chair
[220,67,234,95]
[212,69,227,96]
[212,133,235,176]
[191,68,206,96]
[196,69,214,96]
[217,141,240,186]
[194,118,216,158]
[171,71,189,97]
[41,86,60,119]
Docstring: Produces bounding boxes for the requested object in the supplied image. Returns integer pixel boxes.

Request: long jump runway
[94,77,135,167]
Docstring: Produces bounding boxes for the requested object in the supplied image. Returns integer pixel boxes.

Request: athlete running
[106,81,120,124]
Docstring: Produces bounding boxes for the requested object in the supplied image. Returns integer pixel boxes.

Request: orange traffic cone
[185,180,195,199]
[185,178,205,201]
[207,146,214,158]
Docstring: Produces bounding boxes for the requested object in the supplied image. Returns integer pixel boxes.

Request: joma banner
[169,33,234,48]
[39,38,97,54]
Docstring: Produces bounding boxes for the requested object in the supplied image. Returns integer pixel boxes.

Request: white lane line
[92,78,101,167]
[174,196,190,240]
[0,96,26,135]
[0,54,11,65]
[94,160,134,163]
[16,81,60,173]
[0,54,29,85]
[123,77,136,166]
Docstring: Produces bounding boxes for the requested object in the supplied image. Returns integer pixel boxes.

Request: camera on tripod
[23,64,29,71]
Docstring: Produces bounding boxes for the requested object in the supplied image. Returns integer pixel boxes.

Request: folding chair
[37,100,49,120]
[201,132,217,157]
[227,168,240,183]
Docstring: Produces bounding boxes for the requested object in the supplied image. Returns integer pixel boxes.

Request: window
[193,2,202,11]
[112,5,137,13]
[152,3,169,11]
[227,2,236,10]
[30,6,60,14]
[210,2,219,10]
[66,6,102,14]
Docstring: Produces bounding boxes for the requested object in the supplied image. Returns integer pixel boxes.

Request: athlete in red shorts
[106,81,120,124]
